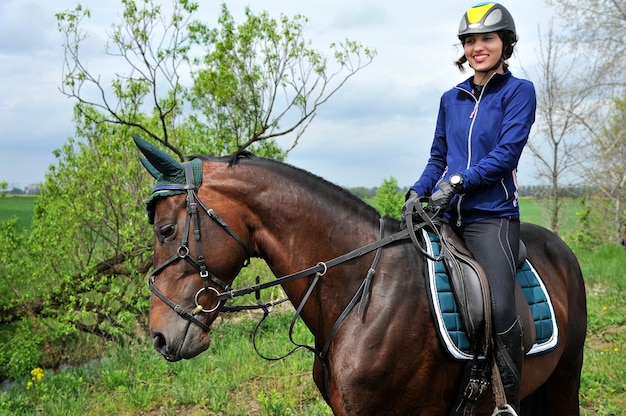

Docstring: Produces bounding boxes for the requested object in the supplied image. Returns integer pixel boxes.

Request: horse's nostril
[152,332,167,352]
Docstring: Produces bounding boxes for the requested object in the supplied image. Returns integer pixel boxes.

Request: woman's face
[463,32,504,73]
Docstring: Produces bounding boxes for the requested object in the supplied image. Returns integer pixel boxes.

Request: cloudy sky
[0,0,557,189]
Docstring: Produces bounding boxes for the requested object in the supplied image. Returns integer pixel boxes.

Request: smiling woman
[404,3,537,415]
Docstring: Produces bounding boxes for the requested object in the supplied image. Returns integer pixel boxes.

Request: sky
[0,0,557,189]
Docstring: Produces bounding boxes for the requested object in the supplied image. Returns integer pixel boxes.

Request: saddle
[439,224,536,351]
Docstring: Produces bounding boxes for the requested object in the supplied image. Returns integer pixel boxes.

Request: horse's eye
[158,224,176,241]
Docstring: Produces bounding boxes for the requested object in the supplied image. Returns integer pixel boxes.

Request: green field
[0,196,36,231]
[0,196,624,415]
[519,196,582,231]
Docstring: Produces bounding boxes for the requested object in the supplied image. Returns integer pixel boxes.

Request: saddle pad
[423,230,559,360]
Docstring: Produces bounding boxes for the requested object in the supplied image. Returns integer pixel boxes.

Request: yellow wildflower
[30,367,44,382]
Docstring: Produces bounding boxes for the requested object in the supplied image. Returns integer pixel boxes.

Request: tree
[374,177,404,219]
[50,0,374,331]
[25,112,153,338]
[578,91,626,243]
[544,0,626,241]
[525,24,596,234]
[56,0,375,159]
[546,0,626,89]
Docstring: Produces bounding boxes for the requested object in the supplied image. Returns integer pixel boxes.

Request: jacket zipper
[452,73,497,227]
[500,178,509,200]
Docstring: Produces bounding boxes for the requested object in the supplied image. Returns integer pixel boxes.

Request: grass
[0,311,330,416]
[577,244,626,415]
[0,197,624,415]
[518,196,582,231]
[0,196,36,232]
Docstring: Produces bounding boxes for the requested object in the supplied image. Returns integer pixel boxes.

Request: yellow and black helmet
[458,3,517,40]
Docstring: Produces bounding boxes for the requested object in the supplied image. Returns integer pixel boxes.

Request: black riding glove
[401,190,420,229]
[427,179,461,213]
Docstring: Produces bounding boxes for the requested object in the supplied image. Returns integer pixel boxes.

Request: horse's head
[134,136,251,361]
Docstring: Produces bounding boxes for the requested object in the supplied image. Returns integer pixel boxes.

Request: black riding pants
[452,217,520,333]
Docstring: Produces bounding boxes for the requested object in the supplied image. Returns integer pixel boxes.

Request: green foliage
[373,177,404,219]
[0,321,45,380]
[57,0,374,160]
[26,117,153,338]
[570,198,602,250]
[0,219,32,305]
[187,4,375,158]
[580,266,626,414]
[574,89,626,245]
[0,314,331,416]
[0,119,154,378]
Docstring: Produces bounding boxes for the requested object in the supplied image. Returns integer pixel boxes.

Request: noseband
[148,161,250,333]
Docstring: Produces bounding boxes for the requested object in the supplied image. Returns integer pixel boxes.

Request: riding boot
[494,316,524,415]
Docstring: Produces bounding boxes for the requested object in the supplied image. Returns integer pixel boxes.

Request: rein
[215,196,443,305]
[216,221,417,304]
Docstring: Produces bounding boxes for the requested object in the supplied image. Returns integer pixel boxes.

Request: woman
[403,3,536,415]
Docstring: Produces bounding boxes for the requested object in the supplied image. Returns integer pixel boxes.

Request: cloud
[0,0,557,188]
[0,2,53,55]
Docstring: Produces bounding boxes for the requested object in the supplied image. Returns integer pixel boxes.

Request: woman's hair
[455,31,517,72]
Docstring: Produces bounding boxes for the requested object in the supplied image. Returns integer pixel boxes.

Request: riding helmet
[457,2,517,40]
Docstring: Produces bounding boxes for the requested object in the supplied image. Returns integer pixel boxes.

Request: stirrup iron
[491,404,518,416]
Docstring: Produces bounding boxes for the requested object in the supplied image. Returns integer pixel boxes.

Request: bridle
[148,161,250,333]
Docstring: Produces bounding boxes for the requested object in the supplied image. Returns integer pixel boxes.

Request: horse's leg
[544,233,587,416]
[517,340,584,416]
[544,357,584,415]
[519,226,587,416]
[312,356,331,405]
[543,311,586,414]
[321,332,461,416]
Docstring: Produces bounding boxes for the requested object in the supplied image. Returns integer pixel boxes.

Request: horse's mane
[191,151,382,220]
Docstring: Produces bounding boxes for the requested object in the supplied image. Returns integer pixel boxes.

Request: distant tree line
[1,184,41,195]
[348,184,595,200]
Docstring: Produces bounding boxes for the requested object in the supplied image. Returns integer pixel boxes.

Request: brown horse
[134,136,587,415]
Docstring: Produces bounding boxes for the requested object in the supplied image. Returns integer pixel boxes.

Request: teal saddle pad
[423,230,559,360]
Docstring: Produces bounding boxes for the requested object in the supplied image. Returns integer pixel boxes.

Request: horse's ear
[133,135,183,177]
[139,157,161,179]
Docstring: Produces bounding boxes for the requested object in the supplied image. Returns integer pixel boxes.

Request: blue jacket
[410,71,536,225]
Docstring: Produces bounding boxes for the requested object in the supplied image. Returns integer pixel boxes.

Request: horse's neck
[254,192,379,274]
[241,168,381,290]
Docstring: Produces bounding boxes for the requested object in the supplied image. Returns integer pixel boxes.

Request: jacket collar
[457,69,512,93]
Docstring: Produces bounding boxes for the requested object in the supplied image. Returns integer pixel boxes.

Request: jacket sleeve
[410,96,448,196]
[463,80,536,190]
